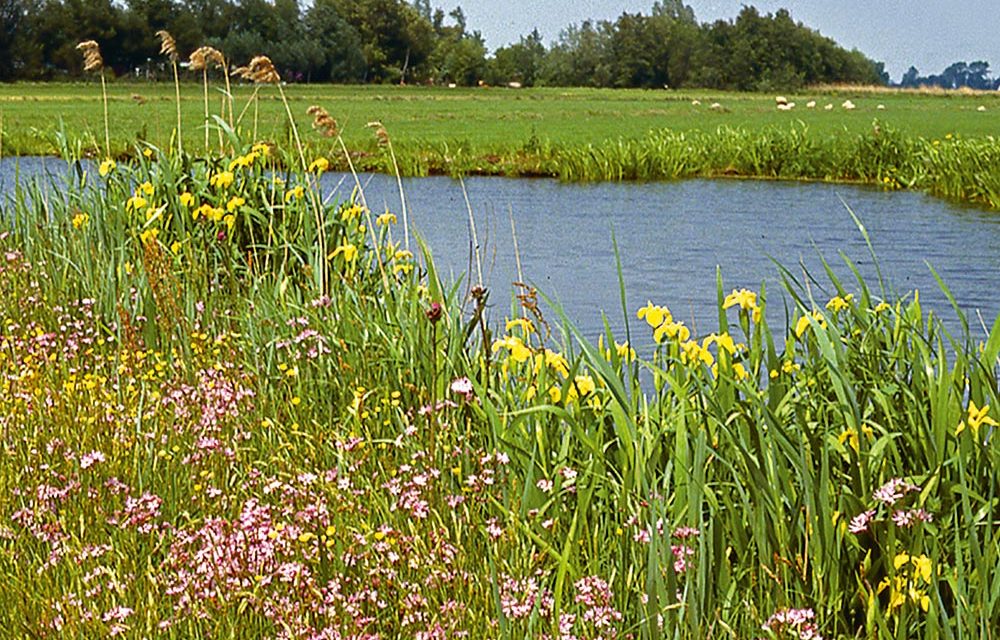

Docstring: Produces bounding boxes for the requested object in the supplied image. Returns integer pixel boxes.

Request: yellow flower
[956,400,998,437]
[341,204,364,222]
[139,181,154,196]
[703,332,737,355]
[143,148,154,159]
[377,212,397,226]
[224,214,236,231]
[680,340,714,366]
[72,212,90,229]
[139,228,159,245]
[170,241,182,255]
[912,554,932,583]
[226,196,245,213]
[179,192,195,207]
[298,532,316,543]
[653,320,689,344]
[826,294,854,312]
[637,301,671,329]
[98,159,116,177]
[873,301,892,313]
[126,195,147,212]
[492,335,532,364]
[794,311,827,338]
[252,142,270,156]
[309,157,330,173]
[210,171,234,189]
[505,317,535,334]
[330,243,358,263]
[723,288,757,311]
[285,186,305,202]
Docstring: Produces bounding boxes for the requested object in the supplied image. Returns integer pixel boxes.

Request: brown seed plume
[233,56,280,84]
[189,46,226,72]
[155,30,178,63]
[307,106,339,138]
[76,40,103,73]
[367,121,390,147]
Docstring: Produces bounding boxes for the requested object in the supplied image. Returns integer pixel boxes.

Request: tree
[490,29,545,86]
[305,0,365,82]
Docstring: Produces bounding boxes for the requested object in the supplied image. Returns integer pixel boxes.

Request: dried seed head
[189,46,225,72]
[367,121,390,147]
[233,55,280,84]
[76,40,103,73]
[155,30,178,63]
[307,106,339,138]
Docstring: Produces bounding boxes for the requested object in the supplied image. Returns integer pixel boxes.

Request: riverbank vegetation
[0,85,999,639]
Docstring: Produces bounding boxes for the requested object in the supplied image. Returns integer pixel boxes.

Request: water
[325,172,1000,344]
[3,157,998,344]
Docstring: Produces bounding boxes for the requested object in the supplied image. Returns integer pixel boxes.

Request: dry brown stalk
[76,40,110,156]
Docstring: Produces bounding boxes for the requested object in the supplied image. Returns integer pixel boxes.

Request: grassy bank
[2,83,1000,207]
[0,119,998,638]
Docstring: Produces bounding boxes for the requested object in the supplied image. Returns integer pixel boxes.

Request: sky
[439,0,998,82]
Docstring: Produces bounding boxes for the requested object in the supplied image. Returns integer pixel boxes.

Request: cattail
[155,30,178,63]
[367,121,390,147]
[76,40,103,72]
[233,56,280,84]
[189,46,225,72]
[307,106,339,138]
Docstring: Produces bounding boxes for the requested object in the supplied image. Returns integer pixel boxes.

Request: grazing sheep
[806,100,816,108]
[978,105,988,112]
[824,103,834,110]
[777,102,796,111]
[709,102,723,110]
[775,95,788,106]
[842,100,856,110]
[691,99,702,106]
[877,104,886,110]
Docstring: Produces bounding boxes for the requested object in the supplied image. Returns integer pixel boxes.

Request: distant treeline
[898,62,1000,91]
[1,0,886,89]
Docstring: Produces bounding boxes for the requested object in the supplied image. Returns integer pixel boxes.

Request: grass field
[1,82,998,158]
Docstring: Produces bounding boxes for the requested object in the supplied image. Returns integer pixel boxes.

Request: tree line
[899,61,1000,91]
[1,0,886,89]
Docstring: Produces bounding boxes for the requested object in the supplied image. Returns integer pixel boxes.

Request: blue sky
[439,0,998,81]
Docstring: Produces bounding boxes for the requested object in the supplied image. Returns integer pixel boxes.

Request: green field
[4,82,1000,208]
[2,81,998,157]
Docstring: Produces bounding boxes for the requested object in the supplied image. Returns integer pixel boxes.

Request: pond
[324,171,1000,345]
[3,157,998,345]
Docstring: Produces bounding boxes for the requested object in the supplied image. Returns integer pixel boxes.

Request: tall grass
[0,106,997,640]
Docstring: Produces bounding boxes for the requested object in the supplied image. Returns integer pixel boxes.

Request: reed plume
[156,30,183,156]
[76,40,110,157]
[307,106,339,138]
[190,46,229,151]
[233,56,280,141]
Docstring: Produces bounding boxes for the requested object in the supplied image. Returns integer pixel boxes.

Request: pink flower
[892,509,933,528]
[873,478,918,506]
[848,509,877,534]
[450,376,474,400]
[80,450,105,469]
[536,479,554,493]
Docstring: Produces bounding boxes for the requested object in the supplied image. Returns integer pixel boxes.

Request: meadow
[3,82,1000,206]
[0,75,998,638]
